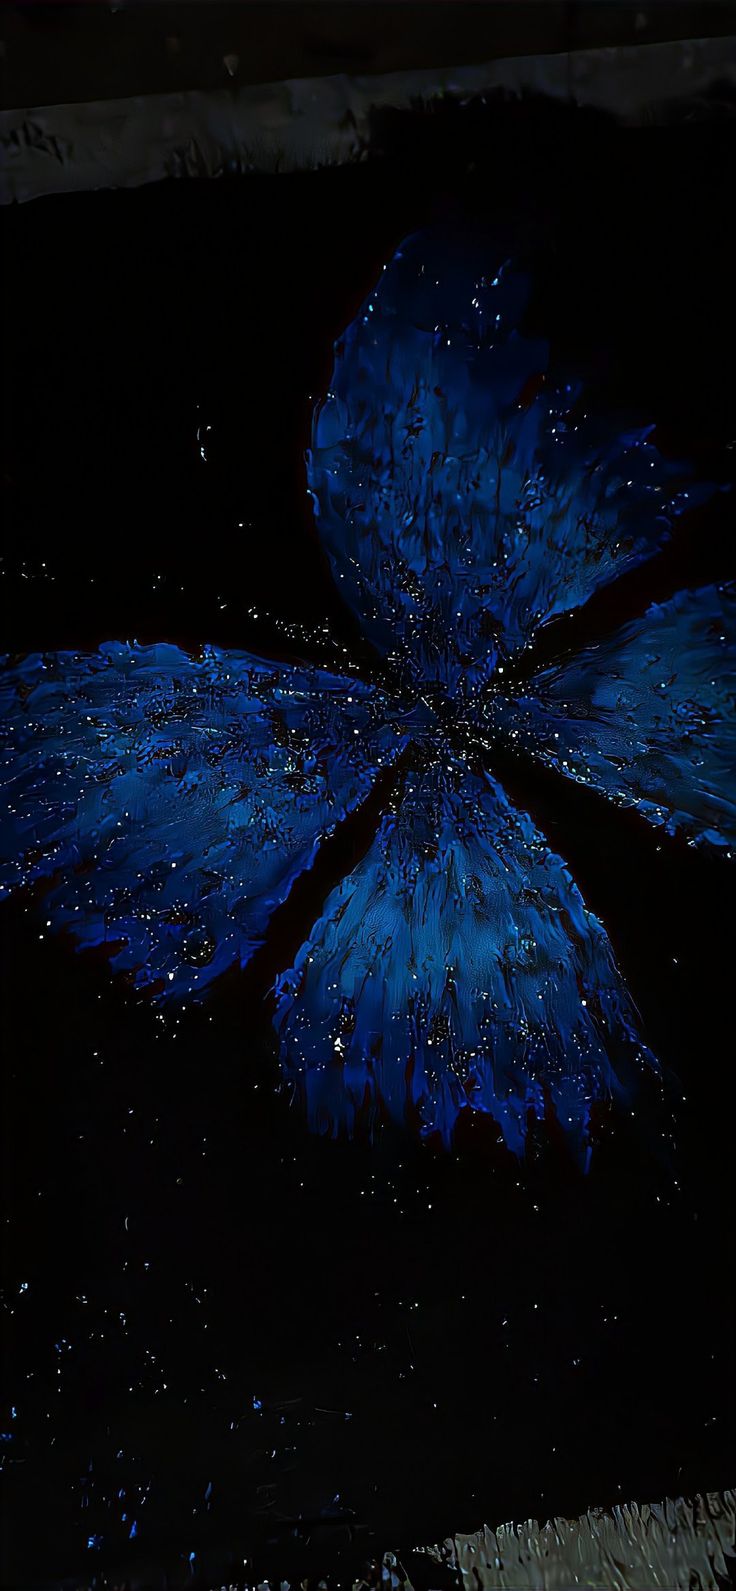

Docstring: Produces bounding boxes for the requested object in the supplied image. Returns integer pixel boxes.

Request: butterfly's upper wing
[274,762,652,1166]
[492,585,736,850]
[0,643,402,996]
[309,226,709,697]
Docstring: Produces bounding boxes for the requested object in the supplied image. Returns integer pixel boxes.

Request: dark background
[2,92,735,1587]
[3,2,735,111]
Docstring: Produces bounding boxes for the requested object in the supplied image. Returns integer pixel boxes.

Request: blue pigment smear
[0,226,732,1163]
[308,226,712,697]
[492,585,736,849]
[0,644,402,998]
[274,763,652,1168]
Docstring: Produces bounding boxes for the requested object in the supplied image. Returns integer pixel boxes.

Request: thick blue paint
[492,585,736,849]
[308,226,711,697]
[1,227,732,1162]
[274,763,652,1167]
[0,644,401,997]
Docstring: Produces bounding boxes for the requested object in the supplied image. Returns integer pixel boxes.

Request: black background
[2,100,735,1586]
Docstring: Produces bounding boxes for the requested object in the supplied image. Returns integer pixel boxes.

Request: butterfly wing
[274,763,652,1166]
[493,584,736,850]
[309,225,710,696]
[0,642,401,996]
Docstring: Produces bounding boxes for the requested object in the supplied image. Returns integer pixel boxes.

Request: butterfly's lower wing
[274,764,652,1165]
[492,584,736,850]
[0,643,401,996]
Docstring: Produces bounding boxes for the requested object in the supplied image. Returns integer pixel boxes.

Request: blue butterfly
[2,227,734,1167]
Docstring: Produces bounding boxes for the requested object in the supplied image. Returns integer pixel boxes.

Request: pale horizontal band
[1,34,733,205]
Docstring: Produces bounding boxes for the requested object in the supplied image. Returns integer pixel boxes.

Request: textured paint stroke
[309,226,709,694]
[492,585,736,849]
[419,1488,736,1591]
[275,763,650,1164]
[0,643,401,996]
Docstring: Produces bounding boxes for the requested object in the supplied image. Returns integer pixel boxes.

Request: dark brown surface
[1,1,736,112]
